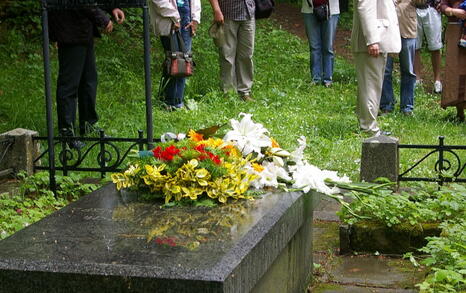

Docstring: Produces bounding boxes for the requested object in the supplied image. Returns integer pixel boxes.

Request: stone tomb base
[0,184,314,292]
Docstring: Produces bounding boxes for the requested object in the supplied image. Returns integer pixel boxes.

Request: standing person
[351,0,401,135]
[414,0,443,93]
[438,0,466,121]
[149,0,201,110]
[209,0,255,101]
[302,0,340,87]
[49,8,125,149]
[381,0,417,115]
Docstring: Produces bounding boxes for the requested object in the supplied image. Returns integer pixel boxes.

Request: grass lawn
[0,4,465,184]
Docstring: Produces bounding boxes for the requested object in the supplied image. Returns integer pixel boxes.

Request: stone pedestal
[0,184,314,292]
[360,135,399,183]
[0,128,40,176]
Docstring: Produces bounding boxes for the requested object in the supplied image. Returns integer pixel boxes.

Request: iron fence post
[438,136,445,186]
[41,0,57,195]
[100,130,106,178]
[143,4,153,149]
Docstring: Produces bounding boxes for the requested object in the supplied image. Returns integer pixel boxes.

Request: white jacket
[149,0,201,36]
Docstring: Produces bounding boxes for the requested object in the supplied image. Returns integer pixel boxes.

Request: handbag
[313,3,330,22]
[163,31,195,78]
[307,0,329,22]
[255,0,275,19]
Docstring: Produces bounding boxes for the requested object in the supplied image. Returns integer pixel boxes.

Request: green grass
[0,4,465,183]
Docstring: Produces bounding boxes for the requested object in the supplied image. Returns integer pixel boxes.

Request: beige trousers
[219,19,255,96]
[354,52,387,133]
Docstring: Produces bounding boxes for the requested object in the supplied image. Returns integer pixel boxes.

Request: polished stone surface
[0,184,313,292]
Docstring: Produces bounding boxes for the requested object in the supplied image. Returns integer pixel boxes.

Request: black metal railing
[398,136,466,185]
[40,0,153,193]
[33,130,159,183]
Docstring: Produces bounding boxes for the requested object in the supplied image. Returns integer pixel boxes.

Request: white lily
[249,161,291,189]
[290,136,307,164]
[223,113,271,158]
[269,147,291,157]
[290,161,350,195]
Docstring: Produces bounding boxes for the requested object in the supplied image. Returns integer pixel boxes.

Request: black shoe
[59,128,85,150]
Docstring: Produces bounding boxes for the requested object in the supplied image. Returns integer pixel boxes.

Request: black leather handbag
[163,31,194,78]
[255,0,275,19]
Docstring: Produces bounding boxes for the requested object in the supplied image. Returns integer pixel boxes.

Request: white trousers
[354,52,388,133]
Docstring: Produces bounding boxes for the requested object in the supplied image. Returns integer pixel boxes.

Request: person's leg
[431,49,442,83]
[425,7,443,91]
[56,44,87,132]
[219,19,240,93]
[303,13,323,83]
[354,52,387,133]
[173,4,192,107]
[414,8,424,82]
[399,38,417,113]
[322,14,339,85]
[235,19,255,97]
[78,41,99,135]
[380,55,395,112]
[160,35,178,107]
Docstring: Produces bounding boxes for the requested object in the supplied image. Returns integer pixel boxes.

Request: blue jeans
[303,13,339,84]
[160,4,192,107]
[381,38,416,113]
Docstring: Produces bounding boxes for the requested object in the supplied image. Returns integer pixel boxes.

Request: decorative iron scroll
[46,0,146,9]
[398,136,466,184]
[33,130,157,178]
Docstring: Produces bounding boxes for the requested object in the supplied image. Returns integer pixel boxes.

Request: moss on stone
[311,282,343,292]
[345,221,442,254]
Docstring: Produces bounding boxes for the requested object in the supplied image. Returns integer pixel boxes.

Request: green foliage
[0,0,41,36]
[337,183,466,227]
[414,221,466,292]
[338,181,466,292]
[0,172,98,240]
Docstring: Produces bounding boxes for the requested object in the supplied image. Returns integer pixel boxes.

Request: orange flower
[271,137,280,148]
[188,129,204,142]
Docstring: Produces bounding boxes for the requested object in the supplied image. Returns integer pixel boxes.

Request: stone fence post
[360,135,399,183]
[0,128,40,177]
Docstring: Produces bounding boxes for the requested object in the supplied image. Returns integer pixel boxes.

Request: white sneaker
[434,80,442,93]
[415,79,423,87]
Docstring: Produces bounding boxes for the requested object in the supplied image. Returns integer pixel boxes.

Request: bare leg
[414,49,422,81]
[431,50,441,82]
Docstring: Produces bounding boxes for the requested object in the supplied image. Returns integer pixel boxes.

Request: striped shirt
[219,0,255,21]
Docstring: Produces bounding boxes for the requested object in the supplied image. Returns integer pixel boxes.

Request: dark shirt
[49,9,110,45]
[218,0,255,21]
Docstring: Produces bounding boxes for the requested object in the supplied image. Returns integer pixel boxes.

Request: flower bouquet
[112,113,350,205]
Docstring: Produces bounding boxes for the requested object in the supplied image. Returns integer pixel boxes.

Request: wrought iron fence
[398,136,466,185]
[33,130,157,176]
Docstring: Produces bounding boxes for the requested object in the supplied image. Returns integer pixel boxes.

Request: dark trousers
[56,41,98,135]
